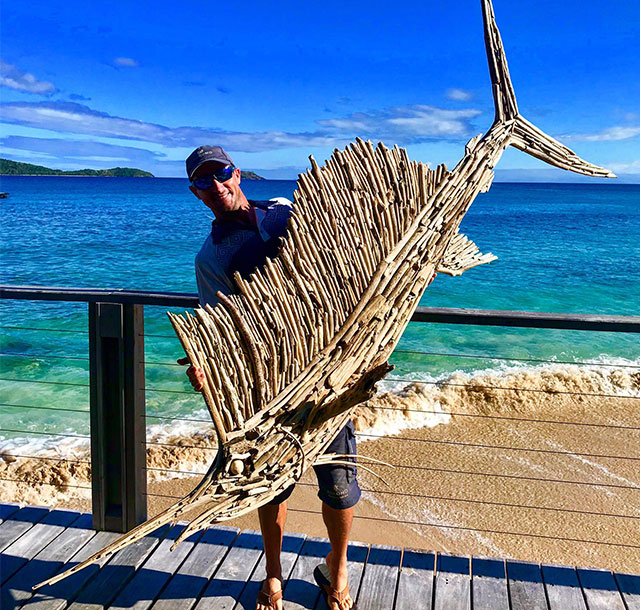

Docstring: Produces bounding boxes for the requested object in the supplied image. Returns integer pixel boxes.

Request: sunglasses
[191,165,236,190]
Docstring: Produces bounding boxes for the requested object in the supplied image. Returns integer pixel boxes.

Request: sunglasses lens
[192,165,235,189]
[193,177,214,189]
[214,166,234,182]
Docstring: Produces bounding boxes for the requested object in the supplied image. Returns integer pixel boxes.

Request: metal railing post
[88,302,147,532]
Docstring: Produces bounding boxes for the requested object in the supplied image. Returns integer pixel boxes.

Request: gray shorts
[268,420,361,510]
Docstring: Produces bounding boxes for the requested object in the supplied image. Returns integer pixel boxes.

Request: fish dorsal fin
[169,142,450,439]
[437,231,497,277]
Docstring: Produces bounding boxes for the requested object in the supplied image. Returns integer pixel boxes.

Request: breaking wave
[2,358,638,504]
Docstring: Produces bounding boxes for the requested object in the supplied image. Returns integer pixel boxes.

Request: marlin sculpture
[36,0,614,589]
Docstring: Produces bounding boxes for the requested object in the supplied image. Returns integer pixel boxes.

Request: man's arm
[177,357,205,392]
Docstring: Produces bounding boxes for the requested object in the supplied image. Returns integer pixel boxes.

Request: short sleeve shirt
[195,197,292,306]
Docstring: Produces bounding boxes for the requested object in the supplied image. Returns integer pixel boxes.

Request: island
[0,158,154,177]
[0,158,265,179]
[239,170,265,180]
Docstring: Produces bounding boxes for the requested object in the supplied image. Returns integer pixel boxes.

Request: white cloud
[606,159,640,174]
[0,101,339,152]
[0,61,56,94]
[113,57,139,67]
[446,88,473,102]
[0,100,483,153]
[318,105,482,141]
[565,126,640,142]
[0,135,165,165]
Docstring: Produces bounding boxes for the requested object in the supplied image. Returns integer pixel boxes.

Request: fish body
[36,0,614,590]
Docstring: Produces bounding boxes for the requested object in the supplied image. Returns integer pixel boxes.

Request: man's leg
[257,502,287,610]
[323,503,355,609]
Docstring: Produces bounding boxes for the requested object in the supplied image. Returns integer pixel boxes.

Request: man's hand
[177,357,205,392]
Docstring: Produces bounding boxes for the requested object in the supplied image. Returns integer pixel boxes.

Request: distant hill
[0,158,154,177]
[240,170,265,180]
[0,158,266,180]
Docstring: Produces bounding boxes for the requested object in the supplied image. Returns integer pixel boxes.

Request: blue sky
[1,0,639,180]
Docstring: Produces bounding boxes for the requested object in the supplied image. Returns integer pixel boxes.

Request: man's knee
[314,421,361,510]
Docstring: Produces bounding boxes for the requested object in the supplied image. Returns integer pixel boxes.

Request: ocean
[1,176,639,568]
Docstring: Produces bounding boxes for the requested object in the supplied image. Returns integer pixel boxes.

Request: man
[179,145,359,610]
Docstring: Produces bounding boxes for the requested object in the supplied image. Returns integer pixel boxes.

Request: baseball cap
[186,146,234,179]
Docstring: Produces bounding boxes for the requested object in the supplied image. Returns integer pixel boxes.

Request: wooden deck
[1,503,639,609]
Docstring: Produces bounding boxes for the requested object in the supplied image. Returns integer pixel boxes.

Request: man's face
[189,161,243,216]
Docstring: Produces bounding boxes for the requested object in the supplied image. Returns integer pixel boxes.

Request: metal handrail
[2,283,639,541]
[3,284,640,332]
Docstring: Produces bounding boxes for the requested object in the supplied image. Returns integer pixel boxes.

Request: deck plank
[283,536,332,610]
[354,545,401,610]
[394,548,435,610]
[506,560,548,610]
[194,530,264,610]
[108,524,205,610]
[615,572,640,610]
[471,557,509,610]
[433,554,470,610]
[0,503,20,524]
[150,525,239,610]
[1,513,95,610]
[0,506,50,553]
[315,541,368,610]
[64,525,168,610]
[1,509,81,587]
[1,504,640,610]
[232,531,305,610]
[541,564,586,610]
[24,529,123,610]
[576,568,626,610]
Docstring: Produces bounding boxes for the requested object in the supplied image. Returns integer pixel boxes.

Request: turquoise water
[0,176,639,446]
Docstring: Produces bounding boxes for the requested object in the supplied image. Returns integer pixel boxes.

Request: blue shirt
[195,197,292,306]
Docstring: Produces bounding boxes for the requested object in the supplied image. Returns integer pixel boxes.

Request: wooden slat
[315,541,368,610]
[1,513,95,610]
[433,554,470,610]
[283,536,332,610]
[24,530,123,610]
[0,506,50,553]
[2,501,640,610]
[506,560,548,610]
[194,530,264,609]
[108,523,205,610]
[355,545,401,610]
[576,568,625,610]
[150,525,239,610]
[65,525,168,610]
[471,556,508,610]
[1,509,81,586]
[232,531,306,610]
[394,548,435,610]
[615,572,640,610]
[541,564,586,610]
[0,503,20,524]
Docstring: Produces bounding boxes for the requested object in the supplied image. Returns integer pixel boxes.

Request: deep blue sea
[0,176,639,450]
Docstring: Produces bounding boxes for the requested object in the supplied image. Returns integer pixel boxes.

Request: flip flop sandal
[313,564,357,610]
[257,580,284,609]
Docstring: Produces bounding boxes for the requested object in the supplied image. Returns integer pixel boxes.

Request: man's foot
[256,577,283,610]
[317,551,355,610]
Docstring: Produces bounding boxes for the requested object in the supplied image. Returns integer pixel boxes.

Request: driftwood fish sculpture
[36,0,614,589]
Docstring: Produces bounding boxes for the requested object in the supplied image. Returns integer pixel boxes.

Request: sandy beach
[3,363,639,573]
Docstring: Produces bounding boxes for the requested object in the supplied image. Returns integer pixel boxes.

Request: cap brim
[188,157,233,180]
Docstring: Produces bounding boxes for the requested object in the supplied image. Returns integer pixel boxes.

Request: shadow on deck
[1,503,638,609]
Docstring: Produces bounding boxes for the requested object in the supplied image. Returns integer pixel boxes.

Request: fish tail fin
[481,0,616,178]
[33,485,212,590]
